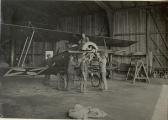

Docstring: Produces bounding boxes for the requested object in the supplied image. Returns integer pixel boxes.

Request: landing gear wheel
[90,74,101,87]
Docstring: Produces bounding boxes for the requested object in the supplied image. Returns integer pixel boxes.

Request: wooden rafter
[94,1,114,13]
[115,3,166,11]
[120,1,124,8]
[94,1,114,37]
[132,1,137,7]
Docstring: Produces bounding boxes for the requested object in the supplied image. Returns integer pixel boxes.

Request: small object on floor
[68,104,88,119]
[88,107,107,118]
[68,104,107,119]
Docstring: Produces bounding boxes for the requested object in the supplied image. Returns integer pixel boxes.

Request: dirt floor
[0,76,163,120]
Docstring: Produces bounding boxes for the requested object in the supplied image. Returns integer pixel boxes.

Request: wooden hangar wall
[112,8,168,67]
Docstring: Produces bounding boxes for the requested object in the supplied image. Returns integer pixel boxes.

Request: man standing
[79,56,89,93]
[98,52,108,91]
[67,55,76,90]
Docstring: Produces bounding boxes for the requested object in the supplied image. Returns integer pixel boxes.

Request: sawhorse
[126,57,150,84]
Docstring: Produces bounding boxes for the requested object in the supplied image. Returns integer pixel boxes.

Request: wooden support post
[145,9,149,73]
[95,1,114,37]
[0,7,1,42]
[3,6,15,66]
[146,9,148,54]
[32,40,34,66]
[10,39,15,67]
[166,20,168,50]
[106,11,114,37]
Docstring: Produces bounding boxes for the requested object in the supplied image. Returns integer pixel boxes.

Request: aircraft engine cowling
[81,42,99,62]
[82,42,98,51]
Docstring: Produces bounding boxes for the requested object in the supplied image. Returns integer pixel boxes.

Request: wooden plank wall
[56,13,108,36]
[112,8,168,67]
[112,9,146,64]
[148,8,168,67]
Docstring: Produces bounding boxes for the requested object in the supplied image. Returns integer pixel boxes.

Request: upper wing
[67,49,127,55]
[3,23,136,47]
[89,36,137,47]
[34,29,136,47]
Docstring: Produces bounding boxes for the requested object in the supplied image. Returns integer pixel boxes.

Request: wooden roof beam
[94,1,114,37]
[132,1,137,7]
[114,3,166,11]
[94,1,114,13]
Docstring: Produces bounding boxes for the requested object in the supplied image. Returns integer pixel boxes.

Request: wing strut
[17,22,35,67]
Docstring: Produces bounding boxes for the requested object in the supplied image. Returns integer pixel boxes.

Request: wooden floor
[0,77,163,120]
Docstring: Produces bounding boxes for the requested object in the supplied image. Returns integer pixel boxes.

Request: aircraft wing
[68,50,97,54]
[34,29,136,47]
[50,31,137,47]
[68,49,126,54]
[89,36,137,47]
[3,23,136,47]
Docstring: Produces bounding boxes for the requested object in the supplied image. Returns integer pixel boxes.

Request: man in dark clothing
[43,54,53,85]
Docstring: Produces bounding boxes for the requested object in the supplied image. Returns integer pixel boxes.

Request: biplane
[1,23,137,88]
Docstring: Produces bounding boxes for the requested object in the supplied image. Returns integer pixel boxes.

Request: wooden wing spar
[68,49,127,54]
